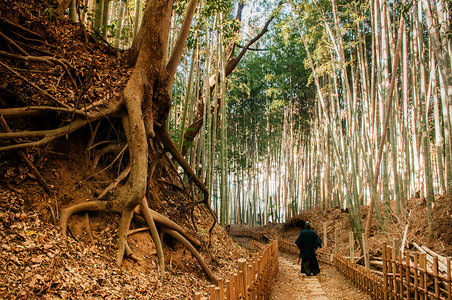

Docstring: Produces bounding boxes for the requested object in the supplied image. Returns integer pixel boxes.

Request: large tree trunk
[58,0,219,283]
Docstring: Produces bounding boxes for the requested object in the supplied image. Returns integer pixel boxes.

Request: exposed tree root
[0,50,77,89]
[97,163,131,200]
[157,179,183,191]
[156,126,217,245]
[127,227,150,236]
[60,201,115,236]
[0,60,70,108]
[85,120,102,152]
[83,212,94,243]
[134,205,201,248]
[140,198,164,282]
[0,116,51,193]
[116,210,134,266]
[0,102,121,152]
[0,106,86,118]
[0,17,43,40]
[161,227,219,284]
[0,31,29,55]
[92,142,127,168]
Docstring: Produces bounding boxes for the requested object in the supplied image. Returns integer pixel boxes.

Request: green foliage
[226,6,316,172]
[203,0,232,15]
[44,7,56,20]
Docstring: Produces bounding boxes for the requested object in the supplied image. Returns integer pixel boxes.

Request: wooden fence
[227,227,452,300]
[194,239,279,300]
[334,253,385,299]
[334,244,452,300]
[232,237,264,252]
[278,236,299,256]
[228,228,268,242]
[381,244,451,300]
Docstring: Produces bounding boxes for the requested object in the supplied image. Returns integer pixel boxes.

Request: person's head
[305,221,311,229]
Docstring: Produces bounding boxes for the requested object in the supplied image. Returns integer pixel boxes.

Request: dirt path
[270,253,371,300]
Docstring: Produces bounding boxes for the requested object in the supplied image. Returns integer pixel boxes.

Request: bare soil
[270,253,370,300]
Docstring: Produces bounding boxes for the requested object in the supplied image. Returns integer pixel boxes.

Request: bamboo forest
[0,0,451,298]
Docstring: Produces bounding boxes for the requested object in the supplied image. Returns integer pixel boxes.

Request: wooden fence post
[405,252,411,299]
[362,233,369,269]
[217,278,224,300]
[349,231,354,263]
[398,249,403,299]
[383,243,388,300]
[238,258,247,299]
[433,256,439,299]
[414,252,419,299]
[209,285,216,300]
[391,247,397,298]
[447,258,451,300]
[420,253,427,300]
[233,273,239,300]
[226,278,232,300]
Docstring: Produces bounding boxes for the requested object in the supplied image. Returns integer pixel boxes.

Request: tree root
[97,163,131,200]
[0,119,89,151]
[0,116,51,193]
[0,18,43,40]
[156,126,217,246]
[83,212,94,244]
[161,227,219,284]
[116,210,134,266]
[0,31,29,55]
[127,227,150,236]
[157,178,183,191]
[140,198,165,282]
[0,106,87,118]
[134,205,201,248]
[0,60,70,108]
[60,201,118,235]
[0,102,120,152]
[60,201,112,235]
[0,50,78,90]
[92,143,127,168]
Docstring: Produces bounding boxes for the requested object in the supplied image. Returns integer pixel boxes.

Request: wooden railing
[334,253,384,299]
[381,244,451,300]
[228,228,268,242]
[277,237,299,256]
[334,244,452,300]
[227,227,452,300]
[232,237,264,252]
[194,239,278,300]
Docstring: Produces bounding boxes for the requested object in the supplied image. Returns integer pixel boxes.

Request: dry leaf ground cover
[0,189,253,299]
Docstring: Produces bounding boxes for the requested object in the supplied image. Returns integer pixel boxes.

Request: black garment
[301,256,320,276]
[295,229,322,275]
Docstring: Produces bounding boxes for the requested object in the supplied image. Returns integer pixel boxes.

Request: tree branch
[166,0,199,85]
[225,2,282,77]
[0,106,86,118]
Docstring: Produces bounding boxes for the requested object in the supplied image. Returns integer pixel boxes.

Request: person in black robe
[295,221,322,276]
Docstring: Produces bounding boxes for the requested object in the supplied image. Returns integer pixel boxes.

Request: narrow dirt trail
[270,253,371,300]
